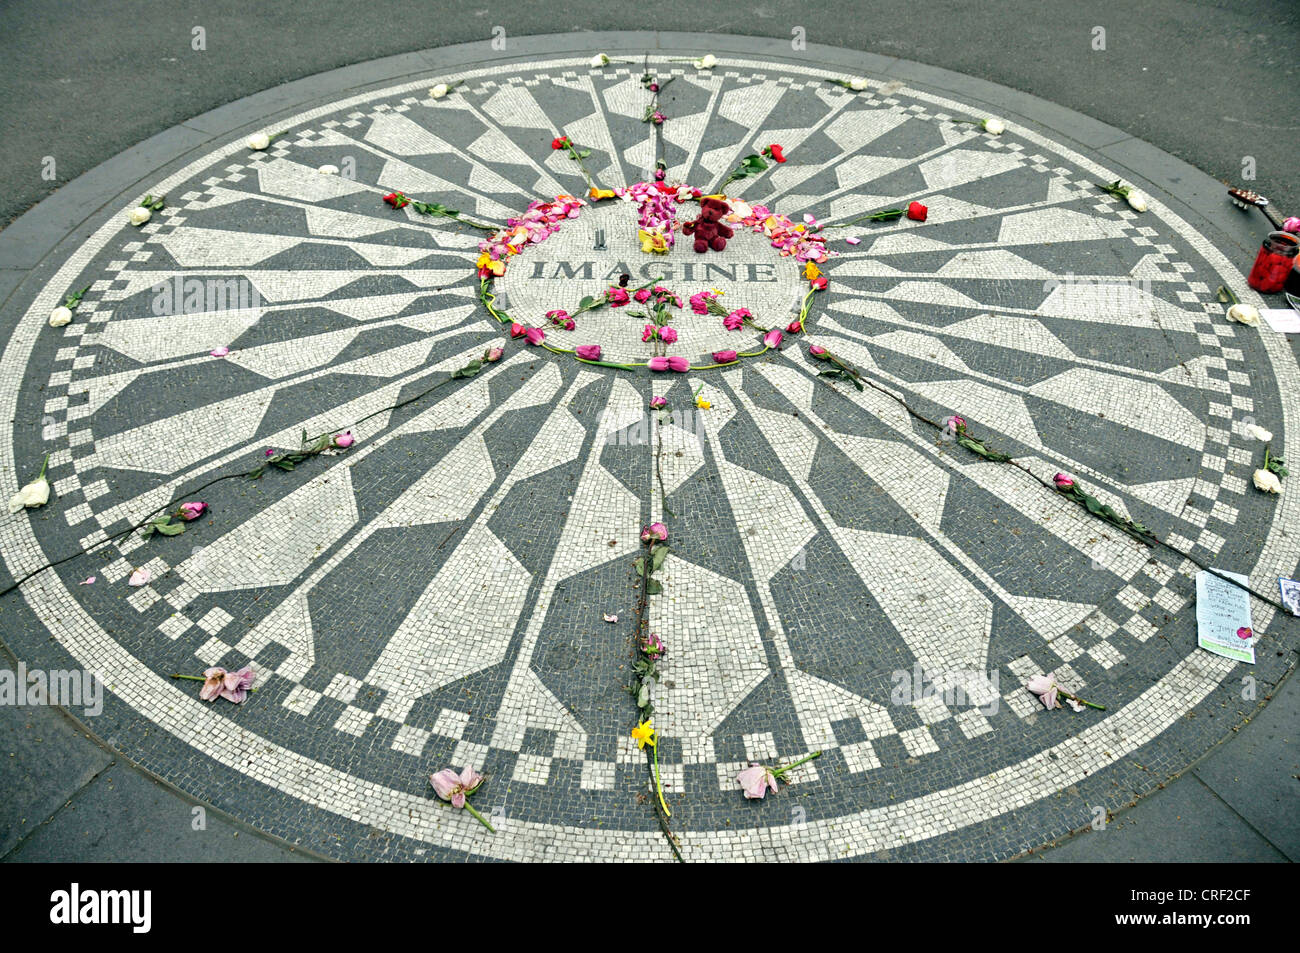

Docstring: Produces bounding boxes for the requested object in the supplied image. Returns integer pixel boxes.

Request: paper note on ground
[1262,308,1300,333]
[1195,569,1255,663]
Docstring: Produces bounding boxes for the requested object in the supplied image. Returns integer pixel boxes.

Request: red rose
[786,319,802,333]
[383,191,409,208]
[810,276,828,291]
[765,144,786,163]
[907,201,928,222]
[551,137,569,150]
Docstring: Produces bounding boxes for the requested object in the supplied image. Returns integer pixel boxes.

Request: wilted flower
[763,329,783,350]
[128,567,151,587]
[1237,626,1254,641]
[575,344,602,361]
[942,415,966,433]
[641,522,668,543]
[430,765,485,808]
[848,76,869,91]
[606,287,631,307]
[525,327,546,346]
[1026,673,1059,710]
[641,632,665,658]
[383,191,410,209]
[809,344,828,359]
[1227,304,1260,326]
[8,454,50,514]
[486,347,503,362]
[667,356,689,372]
[712,349,738,363]
[200,665,255,704]
[649,395,668,409]
[590,53,610,68]
[786,319,803,334]
[603,612,618,623]
[1253,468,1282,493]
[659,326,678,344]
[333,431,354,448]
[1052,472,1075,490]
[178,501,208,521]
[737,763,778,799]
[1126,190,1148,212]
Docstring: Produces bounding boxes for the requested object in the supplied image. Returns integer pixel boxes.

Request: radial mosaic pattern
[2,54,1297,862]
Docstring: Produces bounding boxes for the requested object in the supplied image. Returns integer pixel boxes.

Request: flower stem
[772,750,822,778]
[463,801,497,833]
[36,452,50,480]
[1061,690,1106,711]
[652,741,671,818]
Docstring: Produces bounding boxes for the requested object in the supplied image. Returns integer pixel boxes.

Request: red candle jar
[1247,231,1299,294]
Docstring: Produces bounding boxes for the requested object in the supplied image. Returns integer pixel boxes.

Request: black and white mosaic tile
[1,55,1296,862]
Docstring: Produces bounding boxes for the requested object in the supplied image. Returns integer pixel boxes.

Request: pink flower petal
[209,346,230,358]
[128,568,151,587]
[603,613,618,623]
[80,576,96,585]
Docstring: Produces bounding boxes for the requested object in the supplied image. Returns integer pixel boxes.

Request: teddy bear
[681,197,734,253]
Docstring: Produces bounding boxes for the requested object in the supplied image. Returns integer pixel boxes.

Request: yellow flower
[804,261,822,281]
[589,187,616,200]
[476,252,505,277]
[639,229,669,254]
[696,396,711,410]
[632,719,656,749]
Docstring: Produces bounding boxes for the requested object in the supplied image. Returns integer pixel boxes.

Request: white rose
[49,306,73,327]
[317,164,339,175]
[429,83,449,99]
[1246,423,1273,442]
[8,476,50,514]
[697,54,717,69]
[590,54,609,68]
[983,117,1006,135]
[1126,190,1148,212]
[246,132,271,150]
[1253,468,1282,494]
[128,207,152,226]
[849,77,869,91]
[1227,303,1260,326]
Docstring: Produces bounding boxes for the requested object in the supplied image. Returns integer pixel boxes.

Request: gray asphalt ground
[0,0,1297,229]
[0,1,1296,864]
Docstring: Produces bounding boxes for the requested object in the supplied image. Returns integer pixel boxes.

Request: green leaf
[155,521,185,536]
[645,578,663,595]
[651,544,670,571]
[633,556,645,576]
[637,683,651,708]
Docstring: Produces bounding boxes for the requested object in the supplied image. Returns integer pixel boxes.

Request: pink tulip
[1026,673,1059,710]
[667,356,689,372]
[333,431,355,448]
[430,765,485,809]
[763,329,783,350]
[575,344,602,361]
[487,347,503,362]
[659,326,678,344]
[200,665,255,704]
[786,319,802,333]
[648,356,669,371]
[808,344,828,359]
[737,763,778,799]
[712,350,738,363]
[1052,472,1075,490]
[178,501,208,521]
[525,327,546,346]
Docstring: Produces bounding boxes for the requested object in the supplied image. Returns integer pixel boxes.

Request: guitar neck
[1258,204,1285,230]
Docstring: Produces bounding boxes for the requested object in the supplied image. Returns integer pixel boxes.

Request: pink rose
[487,347,503,362]
[333,431,355,448]
[659,326,678,344]
[178,501,208,521]
[640,522,668,543]
[1052,472,1075,490]
[642,324,656,343]
[606,288,630,307]
[634,288,652,303]
[809,344,828,359]
[649,395,668,409]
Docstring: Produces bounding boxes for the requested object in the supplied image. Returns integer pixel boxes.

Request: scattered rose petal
[80,576,95,585]
[603,613,618,623]
[209,346,229,358]
[844,236,861,245]
[128,568,151,587]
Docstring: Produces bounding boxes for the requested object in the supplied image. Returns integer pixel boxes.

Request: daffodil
[639,229,669,254]
[696,397,711,410]
[589,187,616,200]
[804,261,822,281]
[632,719,656,749]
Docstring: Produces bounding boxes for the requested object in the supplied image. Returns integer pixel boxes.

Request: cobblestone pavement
[1,47,1296,862]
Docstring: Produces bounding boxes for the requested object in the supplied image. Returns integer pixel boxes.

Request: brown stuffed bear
[681,197,734,253]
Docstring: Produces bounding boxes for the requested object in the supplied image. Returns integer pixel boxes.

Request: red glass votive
[1247,231,1299,294]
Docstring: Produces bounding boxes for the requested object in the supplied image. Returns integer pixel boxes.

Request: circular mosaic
[2,50,1296,863]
